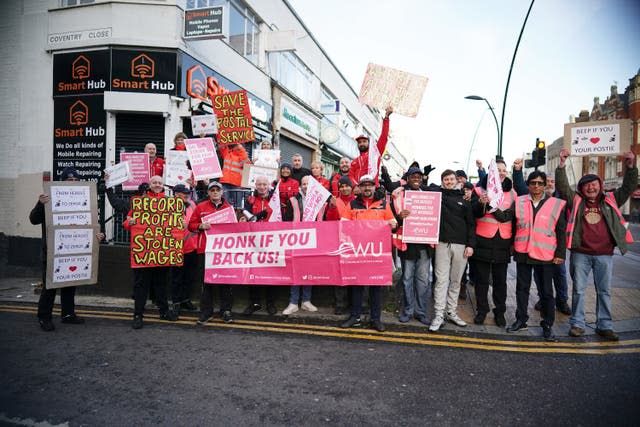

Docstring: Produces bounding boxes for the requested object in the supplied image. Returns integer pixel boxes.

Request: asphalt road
[1,309,638,426]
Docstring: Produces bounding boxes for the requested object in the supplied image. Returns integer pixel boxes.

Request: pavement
[1,242,639,340]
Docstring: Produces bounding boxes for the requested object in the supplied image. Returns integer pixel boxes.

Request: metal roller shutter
[279,135,313,168]
[110,113,166,244]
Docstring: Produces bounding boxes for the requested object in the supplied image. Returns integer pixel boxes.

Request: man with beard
[340,175,397,332]
[349,107,393,186]
[556,149,637,341]
[330,157,352,197]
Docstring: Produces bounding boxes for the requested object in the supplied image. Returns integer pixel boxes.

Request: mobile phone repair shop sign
[184,5,228,40]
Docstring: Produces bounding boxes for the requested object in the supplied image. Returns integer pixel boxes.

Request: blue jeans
[290,285,312,304]
[569,252,613,330]
[401,249,430,319]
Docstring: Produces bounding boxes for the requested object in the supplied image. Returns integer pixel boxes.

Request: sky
[288,0,640,175]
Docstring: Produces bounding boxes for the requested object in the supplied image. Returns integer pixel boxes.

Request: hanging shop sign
[184,5,228,40]
[280,96,319,143]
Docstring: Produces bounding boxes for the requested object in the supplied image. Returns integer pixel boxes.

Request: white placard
[50,185,91,212]
[191,114,218,136]
[52,212,92,226]
[165,150,192,188]
[54,228,93,255]
[104,161,131,189]
[570,123,620,156]
[253,149,280,168]
[52,255,93,283]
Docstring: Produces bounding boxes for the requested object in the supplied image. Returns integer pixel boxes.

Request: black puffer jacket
[471,177,514,263]
[436,187,476,248]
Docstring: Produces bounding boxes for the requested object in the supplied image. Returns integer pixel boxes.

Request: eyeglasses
[528,181,545,186]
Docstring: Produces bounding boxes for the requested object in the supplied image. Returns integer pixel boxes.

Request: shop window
[271,51,321,108]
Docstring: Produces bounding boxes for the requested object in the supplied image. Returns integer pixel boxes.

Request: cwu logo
[328,241,384,258]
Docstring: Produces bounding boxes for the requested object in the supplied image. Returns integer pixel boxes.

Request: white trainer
[301,301,318,312]
[282,303,299,315]
[446,312,467,327]
[429,314,444,332]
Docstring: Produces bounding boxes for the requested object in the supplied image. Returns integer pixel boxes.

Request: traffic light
[536,139,546,166]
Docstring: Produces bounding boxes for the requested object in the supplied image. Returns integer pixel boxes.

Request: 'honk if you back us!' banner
[204,221,393,286]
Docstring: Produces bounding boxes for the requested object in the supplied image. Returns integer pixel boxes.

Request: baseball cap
[207,181,223,190]
[358,174,375,185]
[406,167,423,176]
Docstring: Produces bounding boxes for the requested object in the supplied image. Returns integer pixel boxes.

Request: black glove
[424,164,435,176]
[255,210,268,221]
[374,186,387,199]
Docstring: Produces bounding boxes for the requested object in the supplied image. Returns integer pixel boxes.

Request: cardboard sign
[204,220,393,285]
[184,137,223,181]
[164,150,192,188]
[241,164,279,189]
[212,90,255,144]
[303,176,331,221]
[121,152,150,191]
[191,114,218,136]
[129,196,185,268]
[252,149,280,168]
[104,161,132,189]
[202,207,237,224]
[359,63,428,118]
[402,191,441,244]
[563,119,632,157]
[44,181,100,289]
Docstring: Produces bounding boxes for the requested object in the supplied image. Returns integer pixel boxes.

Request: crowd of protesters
[32,108,638,342]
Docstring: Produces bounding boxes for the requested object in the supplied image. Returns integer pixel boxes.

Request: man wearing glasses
[494,171,566,341]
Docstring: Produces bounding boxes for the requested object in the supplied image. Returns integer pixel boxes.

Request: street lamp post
[464,95,500,155]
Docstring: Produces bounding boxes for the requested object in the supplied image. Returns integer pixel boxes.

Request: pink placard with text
[121,153,150,191]
[184,138,223,181]
[202,207,237,224]
[204,221,393,286]
[402,191,441,244]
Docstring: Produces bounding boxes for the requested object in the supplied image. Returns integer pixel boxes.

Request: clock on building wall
[320,124,340,144]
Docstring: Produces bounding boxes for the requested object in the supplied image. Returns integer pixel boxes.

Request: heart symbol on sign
[590,137,600,144]
[178,176,184,180]
[200,122,207,127]
[69,266,77,272]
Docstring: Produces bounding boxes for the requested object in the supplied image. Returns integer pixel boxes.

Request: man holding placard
[556,149,637,341]
[32,167,104,332]
[125,175,180,329]
[349,107,392,187]
[390,167,434,325]
[188,181,236,324]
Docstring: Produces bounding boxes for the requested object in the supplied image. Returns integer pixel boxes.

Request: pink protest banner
[204,220,392,286]
[184,137,223,181]
[121,153,150,191]
[212,90,255,144]
[402,191,441,244]
[359,63,428,118]
[202,207,237,224]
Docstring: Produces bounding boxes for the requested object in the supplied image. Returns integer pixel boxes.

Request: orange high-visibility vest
[566,192,633,248]
[514,195,566,261]
[475,189,516,239]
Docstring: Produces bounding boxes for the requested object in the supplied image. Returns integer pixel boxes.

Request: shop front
[273,88,320,168]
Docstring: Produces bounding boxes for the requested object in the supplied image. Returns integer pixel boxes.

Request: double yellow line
[3,304,639,355]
